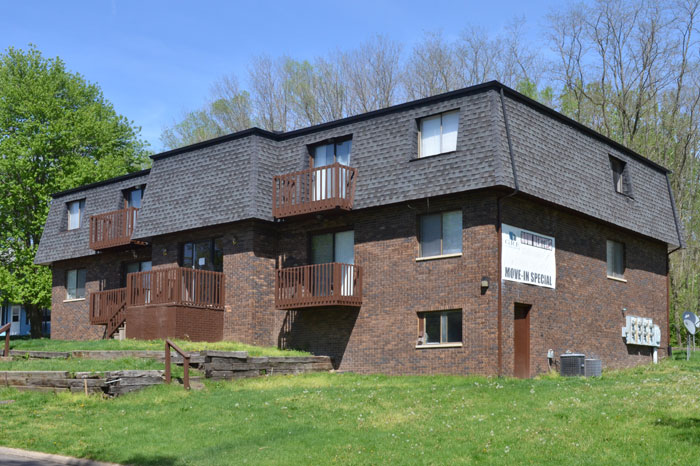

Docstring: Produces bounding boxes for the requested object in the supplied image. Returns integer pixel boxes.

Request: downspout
[665,173,684,357]
[497,87,520,377]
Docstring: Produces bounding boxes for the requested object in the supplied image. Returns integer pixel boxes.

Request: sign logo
[502,224,556,289]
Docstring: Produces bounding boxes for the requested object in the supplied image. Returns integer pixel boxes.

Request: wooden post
[1,323,10,358]
[183,356,190,390]
[165,340,171,385]
[165,339,190,390]
[333,263,341,299]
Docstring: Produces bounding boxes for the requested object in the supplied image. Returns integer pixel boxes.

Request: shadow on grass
[656,417,700,445]
[122,454,181,465]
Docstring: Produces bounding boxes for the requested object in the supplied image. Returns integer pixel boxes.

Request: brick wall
[499,196,668,375]
[49,190,669,376]
[273,191,668,375]
[276,192,501,375]
[148,222,278,346]
[125,305,223,342]
[51,246,151,340]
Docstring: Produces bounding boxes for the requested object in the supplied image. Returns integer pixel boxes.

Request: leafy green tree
[0,46,150,336]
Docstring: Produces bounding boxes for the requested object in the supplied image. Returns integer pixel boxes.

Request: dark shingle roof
[35,171,150,265]
[35,81,683,265]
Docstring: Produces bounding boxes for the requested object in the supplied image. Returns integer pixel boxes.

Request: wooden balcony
[89,207,138,250]
[275,263,363,310]
[126,267,225,310]
[273,163,357,218]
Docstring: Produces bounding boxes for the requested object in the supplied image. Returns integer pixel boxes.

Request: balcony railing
[89,207,138,250]
[89,288,127,325]
[273,163,357,218]
[126,267,225,310]
[275,263,363,310]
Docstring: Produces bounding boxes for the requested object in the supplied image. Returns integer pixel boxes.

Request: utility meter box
[621,316,660,347]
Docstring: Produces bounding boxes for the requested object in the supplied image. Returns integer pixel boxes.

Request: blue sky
[1,0,559,152]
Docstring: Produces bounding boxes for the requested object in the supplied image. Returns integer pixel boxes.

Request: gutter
[496,88,520,377]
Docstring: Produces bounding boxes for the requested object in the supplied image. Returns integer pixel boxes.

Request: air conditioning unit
[560,353,585,376]
[584,359,602,377]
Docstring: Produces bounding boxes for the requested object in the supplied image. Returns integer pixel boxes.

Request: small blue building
[0,303,50,336]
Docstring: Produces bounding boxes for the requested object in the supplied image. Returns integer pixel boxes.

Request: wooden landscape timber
[0,350,333,395]
[9,350,206,364]
[202,351,333,380]
[0,370,164,396]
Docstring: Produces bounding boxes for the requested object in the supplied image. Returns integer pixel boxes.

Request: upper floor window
[181,238,224,272]
[606,240,625,280]
[419,110,459,158]
[419,210,462,258]
[122,260,152,286]
[311,230,354,265]
[66,199,85,230]
[66,268,86,300]
[609,156,631,196]
[312,139,352,168]
[125,187,143,209]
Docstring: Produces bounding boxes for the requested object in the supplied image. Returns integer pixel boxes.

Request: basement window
[609,156,632,196]
[417,310,462,347]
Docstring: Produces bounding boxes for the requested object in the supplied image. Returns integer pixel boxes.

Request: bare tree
[456,26,503,85]
[341,35,403,114]
[403,31,461,99]
[249,55,291,131]
[313,55,347,121]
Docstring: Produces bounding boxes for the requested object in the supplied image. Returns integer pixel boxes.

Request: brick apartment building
[34,81,683,377]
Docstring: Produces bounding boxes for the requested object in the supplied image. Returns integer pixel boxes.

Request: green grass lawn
[7,337,310,357]
[0,357,187,376]
[1,353,699,465]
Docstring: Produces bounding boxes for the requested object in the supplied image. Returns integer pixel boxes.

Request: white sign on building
[501,224,556,289]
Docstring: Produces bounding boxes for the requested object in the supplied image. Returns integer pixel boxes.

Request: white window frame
[418,210,463,259]
[67,199,85,230]
[417,310,463,347]
[66,268,86,300]
[418,110,459,158]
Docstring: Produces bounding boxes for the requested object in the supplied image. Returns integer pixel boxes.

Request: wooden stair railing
[165,339,190,390]
[104,300,127,339]
[89,288,127,339]
[0,322,10,357]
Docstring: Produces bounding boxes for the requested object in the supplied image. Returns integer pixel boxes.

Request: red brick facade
[51,247,151,340]
[51,190,668,376]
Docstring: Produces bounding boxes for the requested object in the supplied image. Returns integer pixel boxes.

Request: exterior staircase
[89,288,127,339]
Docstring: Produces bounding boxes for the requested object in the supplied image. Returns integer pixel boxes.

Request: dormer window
[609,156,631,196]
[66,199,85,230]
[311,139,352,168]
[419,110,459,158]
[125,187,143,209]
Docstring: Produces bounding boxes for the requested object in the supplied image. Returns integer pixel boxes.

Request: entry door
[334,231,354,296]
[10,305,21,336]
[513,303,531,378]
[311,230,355,296]
[125,188,142,229]
[313,145,334,202]
[312,141,352,201]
